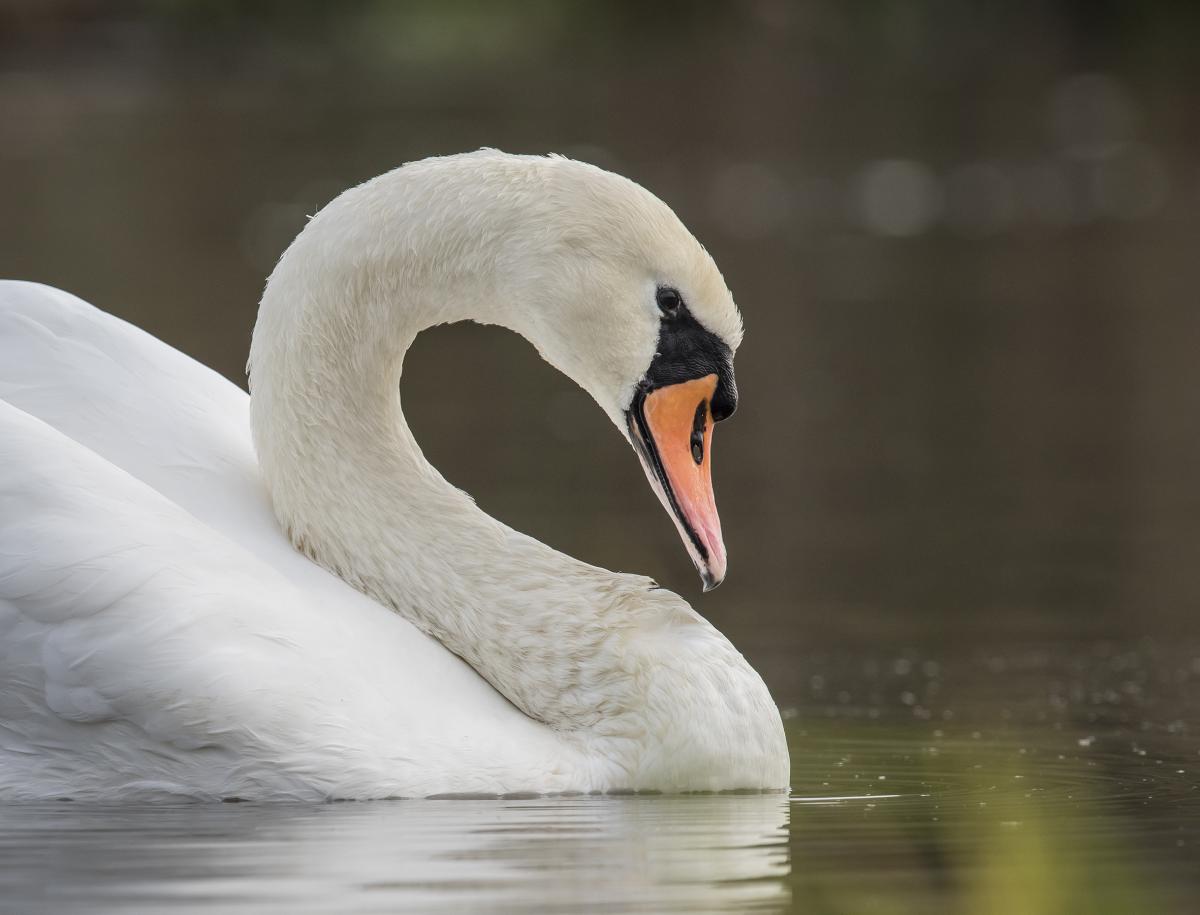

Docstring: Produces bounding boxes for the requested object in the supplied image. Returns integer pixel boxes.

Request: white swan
[0,151,789,800]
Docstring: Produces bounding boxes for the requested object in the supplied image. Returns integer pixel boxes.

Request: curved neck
[247,163,788,790]
[248,175,634,734]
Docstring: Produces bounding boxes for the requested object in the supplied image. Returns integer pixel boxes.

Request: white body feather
[0,152,789,800]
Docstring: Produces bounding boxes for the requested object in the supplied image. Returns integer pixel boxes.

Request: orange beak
[628,374,727,590]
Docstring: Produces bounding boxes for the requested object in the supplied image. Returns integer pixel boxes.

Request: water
[3,642,1198,914]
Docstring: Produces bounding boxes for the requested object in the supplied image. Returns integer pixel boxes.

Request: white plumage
[0,151,788,800]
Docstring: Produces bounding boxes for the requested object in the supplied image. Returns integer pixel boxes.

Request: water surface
[4,640,1197,914]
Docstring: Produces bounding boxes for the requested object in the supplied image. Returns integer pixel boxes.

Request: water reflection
[2,712,1197,913]
[0,795,791,914]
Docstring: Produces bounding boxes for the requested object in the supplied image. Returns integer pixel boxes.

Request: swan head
[480,153,744,591]
[258,151,745,592]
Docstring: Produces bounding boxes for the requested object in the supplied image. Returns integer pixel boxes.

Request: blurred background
[5,0,1199,661]
[3,2,1200,911]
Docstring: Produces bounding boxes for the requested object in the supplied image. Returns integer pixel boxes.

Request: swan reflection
[1,795,791,913]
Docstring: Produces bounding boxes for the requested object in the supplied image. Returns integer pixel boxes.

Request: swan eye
[656,286,684,318]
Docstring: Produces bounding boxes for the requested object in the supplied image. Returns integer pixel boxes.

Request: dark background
[4,1,1200,701]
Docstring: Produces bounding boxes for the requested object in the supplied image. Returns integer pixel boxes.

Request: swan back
[0,281,586,799]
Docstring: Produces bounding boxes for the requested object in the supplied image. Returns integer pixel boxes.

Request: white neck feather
[248,153,788,791]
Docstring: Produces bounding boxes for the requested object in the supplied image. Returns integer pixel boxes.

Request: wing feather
[0,282,572,799]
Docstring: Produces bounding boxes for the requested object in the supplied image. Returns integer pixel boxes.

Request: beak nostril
[689,400,707,465]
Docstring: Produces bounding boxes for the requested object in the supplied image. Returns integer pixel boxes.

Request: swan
[0,150,789,800]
